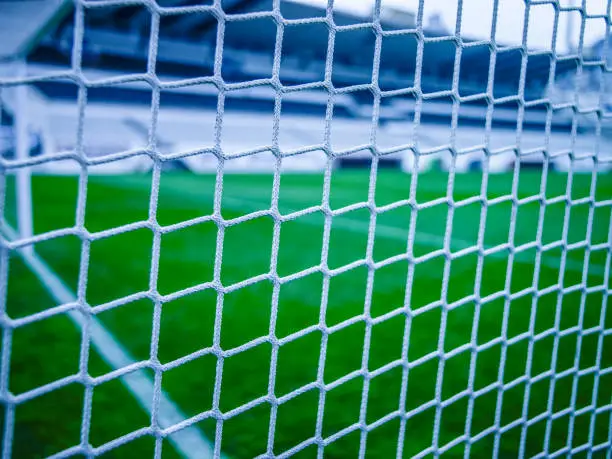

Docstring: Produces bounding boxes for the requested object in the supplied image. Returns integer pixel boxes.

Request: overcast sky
[293,0,610,53]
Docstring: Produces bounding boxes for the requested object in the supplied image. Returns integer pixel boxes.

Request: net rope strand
[0,0,611,458]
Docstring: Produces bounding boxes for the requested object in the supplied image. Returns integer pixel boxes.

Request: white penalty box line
[0,221,215,459]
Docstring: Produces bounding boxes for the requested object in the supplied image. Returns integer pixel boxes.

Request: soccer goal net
[0,0,611,457]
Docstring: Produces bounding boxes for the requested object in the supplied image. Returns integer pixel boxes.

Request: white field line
[1,222,214,459]
[219,195,605,277]
[95,176,604,276]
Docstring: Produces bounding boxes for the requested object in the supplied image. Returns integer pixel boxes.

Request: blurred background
[1,0,612,173]
[1,1,611,458]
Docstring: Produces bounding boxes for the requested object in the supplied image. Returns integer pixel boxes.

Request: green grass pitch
[1,169,611,458]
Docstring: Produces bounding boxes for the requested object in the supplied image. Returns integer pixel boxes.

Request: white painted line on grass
[98,176,601,276]
[2,222,214,459]
[93,176,604,276]
[220,195,604,277]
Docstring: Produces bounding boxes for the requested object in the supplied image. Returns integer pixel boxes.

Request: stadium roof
[18,0,580,99]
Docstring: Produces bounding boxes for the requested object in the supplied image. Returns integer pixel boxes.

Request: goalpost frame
[13,60,33,255]
[0,0,72,252]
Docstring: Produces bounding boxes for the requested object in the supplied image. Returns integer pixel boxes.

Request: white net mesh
[0,0,611,457]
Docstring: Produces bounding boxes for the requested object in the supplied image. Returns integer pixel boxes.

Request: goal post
[0,0,69,252]
[14,61,33,255]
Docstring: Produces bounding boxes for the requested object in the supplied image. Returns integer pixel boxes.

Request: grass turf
[1,169,611,458]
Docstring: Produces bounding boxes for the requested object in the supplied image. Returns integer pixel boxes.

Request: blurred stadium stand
[1,0,611,173]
